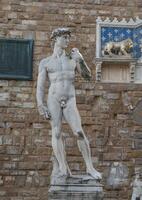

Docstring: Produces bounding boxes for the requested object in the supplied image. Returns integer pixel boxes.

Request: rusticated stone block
[3,135,13,145]
[2,5,11,11]
[36,32,48,41]
[4,176,15,185]
[3,162,17,170]
[136,0,142,6]
[132,132,142,139]
[0,191,6,196]
[134,140,142,149]
[6,146,23,155]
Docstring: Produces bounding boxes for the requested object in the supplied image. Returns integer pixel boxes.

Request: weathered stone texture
[0,0,141,199]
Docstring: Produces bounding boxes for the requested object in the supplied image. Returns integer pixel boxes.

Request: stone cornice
[96,16,142,28]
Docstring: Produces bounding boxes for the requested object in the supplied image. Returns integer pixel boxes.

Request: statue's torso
[44,54,76,99]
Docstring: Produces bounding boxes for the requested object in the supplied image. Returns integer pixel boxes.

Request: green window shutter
[0,38,34,80]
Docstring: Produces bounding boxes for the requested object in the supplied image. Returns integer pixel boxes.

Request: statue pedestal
[48,175,103,200]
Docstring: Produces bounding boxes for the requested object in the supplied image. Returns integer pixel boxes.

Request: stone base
[48,175,103,200]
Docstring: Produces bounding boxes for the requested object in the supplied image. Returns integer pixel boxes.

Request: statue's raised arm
[71,48,91,81]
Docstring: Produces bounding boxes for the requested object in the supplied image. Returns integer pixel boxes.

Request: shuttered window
[0,39,33,80]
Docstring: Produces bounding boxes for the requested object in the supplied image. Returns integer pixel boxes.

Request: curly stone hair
[50,27,71,40]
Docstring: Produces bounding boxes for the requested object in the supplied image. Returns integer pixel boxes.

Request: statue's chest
[47,56,76,73]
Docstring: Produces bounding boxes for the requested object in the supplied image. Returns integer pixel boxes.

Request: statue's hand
[71,48,91,81]
[70,48,84,62]
[38,105,51,120]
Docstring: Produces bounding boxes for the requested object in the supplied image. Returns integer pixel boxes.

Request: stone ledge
[48,186,103,200]
[48,175,103,200]
[48,192,103,200]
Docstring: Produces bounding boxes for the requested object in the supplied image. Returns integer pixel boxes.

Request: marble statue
[36,27,102,181]
[131,174,142,200]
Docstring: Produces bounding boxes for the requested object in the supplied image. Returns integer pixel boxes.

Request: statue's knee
[52,127,61,139]
[76,131,84,140]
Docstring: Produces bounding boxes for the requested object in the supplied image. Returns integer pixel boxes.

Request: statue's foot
[56,170,69,178]
[50,170,68,185]
[87,168,102,180]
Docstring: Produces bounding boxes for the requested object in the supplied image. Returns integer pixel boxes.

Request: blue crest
[101,25,142,58]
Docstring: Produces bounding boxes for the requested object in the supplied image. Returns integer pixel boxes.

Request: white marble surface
[36,27,102,182]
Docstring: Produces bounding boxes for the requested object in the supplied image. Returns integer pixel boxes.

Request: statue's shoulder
[39,56,52,72]
[39,56,51,66]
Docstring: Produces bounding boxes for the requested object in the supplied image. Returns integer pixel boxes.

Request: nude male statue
[36,27,102,180]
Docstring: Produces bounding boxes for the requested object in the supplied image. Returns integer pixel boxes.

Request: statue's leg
[63,98,102,179]
[48,98,68,177]
[131,193,137,200]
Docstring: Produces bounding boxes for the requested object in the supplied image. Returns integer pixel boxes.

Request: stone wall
[0,0,142,199]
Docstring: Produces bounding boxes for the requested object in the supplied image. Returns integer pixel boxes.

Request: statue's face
[55,34,70,49]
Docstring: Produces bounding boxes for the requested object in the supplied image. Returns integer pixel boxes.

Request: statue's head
[125,38,133,51]
[50,27,71,49]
